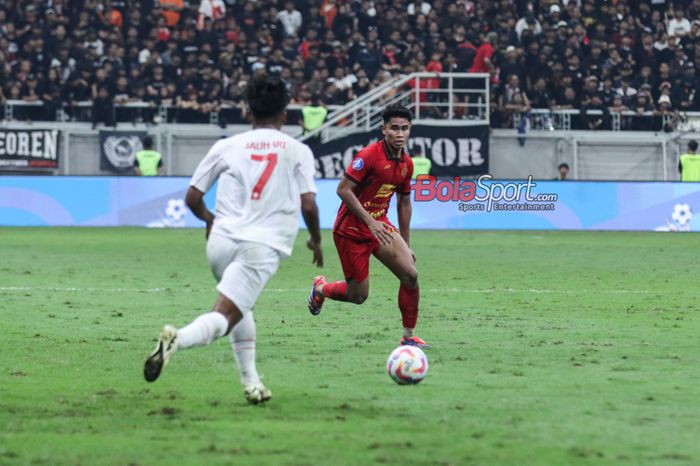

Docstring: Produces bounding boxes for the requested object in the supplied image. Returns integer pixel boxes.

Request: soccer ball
[386,345,428,385]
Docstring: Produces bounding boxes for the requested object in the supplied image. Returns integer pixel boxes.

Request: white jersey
[190,128,316,257]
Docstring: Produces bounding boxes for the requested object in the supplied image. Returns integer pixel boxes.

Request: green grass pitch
[1,228,699,465]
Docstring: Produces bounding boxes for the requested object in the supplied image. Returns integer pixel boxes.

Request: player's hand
[368,220,395,246]
[307,238,324,267]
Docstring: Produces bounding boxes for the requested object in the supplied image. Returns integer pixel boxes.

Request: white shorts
[206,234,281,314]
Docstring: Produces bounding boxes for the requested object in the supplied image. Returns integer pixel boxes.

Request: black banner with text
[308,124,489,178]
[0,129,60,170]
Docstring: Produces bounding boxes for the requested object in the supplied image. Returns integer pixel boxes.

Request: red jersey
[469,42,494,73]
[334,140,414,240]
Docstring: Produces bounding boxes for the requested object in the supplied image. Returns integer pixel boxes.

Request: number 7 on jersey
[250,153,278,200]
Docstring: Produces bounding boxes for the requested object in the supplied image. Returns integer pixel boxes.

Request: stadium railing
[511,108,679,132]
[298,72,491,143]
[0,100,342,126]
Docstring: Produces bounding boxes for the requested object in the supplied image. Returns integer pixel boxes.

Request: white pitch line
[0,286,667,294]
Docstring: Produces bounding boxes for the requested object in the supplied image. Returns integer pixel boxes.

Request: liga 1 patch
[352,158,364,170]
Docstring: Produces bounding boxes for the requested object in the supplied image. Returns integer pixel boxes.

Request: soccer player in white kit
[144,75,324,404]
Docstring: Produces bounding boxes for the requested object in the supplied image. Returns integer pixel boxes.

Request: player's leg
[144,236,278,403]
[217,241,280,404]
[144,234,242,383]
[143,293,241,383]
[373,233,431,348]
[308,234,372,314]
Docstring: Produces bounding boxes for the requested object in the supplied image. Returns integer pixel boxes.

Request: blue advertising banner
[1,176,699,232]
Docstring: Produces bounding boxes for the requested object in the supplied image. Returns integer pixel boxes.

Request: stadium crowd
[0,0,698,129]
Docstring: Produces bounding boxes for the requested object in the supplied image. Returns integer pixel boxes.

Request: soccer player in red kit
[307,105,430,348]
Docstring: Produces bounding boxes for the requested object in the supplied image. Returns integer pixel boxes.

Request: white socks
[176,312,229,349]
[174,310,260,387]
[403,327,414,339]
[230,312,260,386]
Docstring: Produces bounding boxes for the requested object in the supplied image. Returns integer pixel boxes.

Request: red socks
[323,281,348,301]
[398,285,419,329]
[323,282,419,325]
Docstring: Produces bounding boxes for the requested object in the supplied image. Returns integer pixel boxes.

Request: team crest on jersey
[401,166,408,178]
[352,158,364,170]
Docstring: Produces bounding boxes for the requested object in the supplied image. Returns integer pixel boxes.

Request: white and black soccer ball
[386,345,428,385]
[165,198,187,222]
[671,203,693,226]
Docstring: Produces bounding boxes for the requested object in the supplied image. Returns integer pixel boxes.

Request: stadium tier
[1,0,700,130]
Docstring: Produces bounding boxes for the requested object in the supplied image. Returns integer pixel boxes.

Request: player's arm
[185,186,215,239]
[396,192,412,246]
[296,145,323,266]
[188,140,226,238]
[337,176,394,246]
[301,192,323,267]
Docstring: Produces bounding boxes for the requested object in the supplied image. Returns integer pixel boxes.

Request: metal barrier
[298,72,490,142]
[1,100,342,126]
[2,98,683,134]
[512,108,678,132]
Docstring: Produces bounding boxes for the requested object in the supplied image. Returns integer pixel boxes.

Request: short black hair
[143,136,153,149]
[559,162,570,170]
[689,140,698,151]
[246,75,290,119]
[382,105,412,123]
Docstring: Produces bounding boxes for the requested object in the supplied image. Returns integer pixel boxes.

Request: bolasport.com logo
[411,175,558,212]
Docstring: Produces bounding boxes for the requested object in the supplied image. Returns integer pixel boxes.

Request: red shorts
[333,232,379,283]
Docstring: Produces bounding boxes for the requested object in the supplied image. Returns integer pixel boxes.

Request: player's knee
[401,268,418,288]
[348,290,368,304]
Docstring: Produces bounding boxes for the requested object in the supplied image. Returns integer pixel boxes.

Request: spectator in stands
[600,77,616,107]
[631,92,654,131]
[159,0,185,28]
[499,74,531,128]
[528,78,553,109]
[581,94,611,130]
[675,63,698,111]
[356,40,382,79]
[668,8,691,37]
[616,77,638,106]
[5,0,700,131]
[515,12,542,42]
[656,94,679,131]
[610,95,629,114]
[469,31,497,74]
[91,83,115,129]
[198,0,225,27]
[41,67,62,121]
[278,1,303,37]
